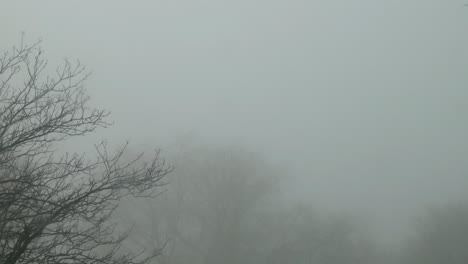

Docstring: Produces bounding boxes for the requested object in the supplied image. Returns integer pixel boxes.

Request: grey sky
[2,0,468,245]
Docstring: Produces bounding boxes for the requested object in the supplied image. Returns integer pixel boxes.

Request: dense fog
[2,0,468,263]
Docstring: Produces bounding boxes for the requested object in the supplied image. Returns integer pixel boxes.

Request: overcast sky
[2,0,468,245]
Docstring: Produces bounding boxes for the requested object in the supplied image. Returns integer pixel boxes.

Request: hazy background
[2,0,468,247]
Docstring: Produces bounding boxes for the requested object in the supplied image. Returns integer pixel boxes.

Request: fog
[2,0,468,262]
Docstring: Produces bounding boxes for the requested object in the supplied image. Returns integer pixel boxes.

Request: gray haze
[2,0,468,247]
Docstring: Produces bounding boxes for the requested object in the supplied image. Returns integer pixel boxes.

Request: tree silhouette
[0,36,172,264]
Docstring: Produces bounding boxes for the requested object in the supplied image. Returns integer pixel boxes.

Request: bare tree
[0,36,172,264]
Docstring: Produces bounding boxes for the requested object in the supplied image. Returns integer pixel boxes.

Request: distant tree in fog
[117,143,379,264]
[404,203,468,264]
[263,205,378,264]
[117,144,277,264]
[0,36,171,264]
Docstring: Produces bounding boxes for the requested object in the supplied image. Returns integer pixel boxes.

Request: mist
[2,0,468,263]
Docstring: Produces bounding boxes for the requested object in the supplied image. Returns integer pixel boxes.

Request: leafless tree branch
[0,36,172,264]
